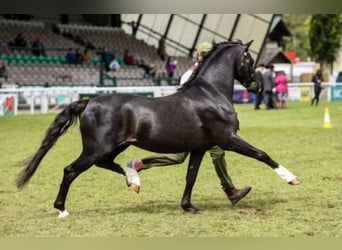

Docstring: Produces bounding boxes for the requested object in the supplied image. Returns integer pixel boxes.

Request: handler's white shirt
[180,62,199,85]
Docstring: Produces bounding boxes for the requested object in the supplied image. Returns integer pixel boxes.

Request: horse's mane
[178,39,244,91]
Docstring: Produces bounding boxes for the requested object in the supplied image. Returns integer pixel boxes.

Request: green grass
[0,101,341,237]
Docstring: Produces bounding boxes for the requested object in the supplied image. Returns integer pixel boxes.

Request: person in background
[274,71,288,109]
[75,48,84,64]
[165,56,177,84]
[254,64,265,110]
[137,60,156,78]
[109,58,121,71]
[262,64,277,109]
[65,48,76,64]
[101,47,115,72]
[124,41,252,206]
[123,49,135,66]
[82,49,92,64]
[311,68,324,106]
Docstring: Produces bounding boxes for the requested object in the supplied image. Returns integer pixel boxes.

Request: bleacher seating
[0,18,193,87]
[0,19,81,57]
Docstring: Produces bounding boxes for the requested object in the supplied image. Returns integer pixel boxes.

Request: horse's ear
[245,40,254,49]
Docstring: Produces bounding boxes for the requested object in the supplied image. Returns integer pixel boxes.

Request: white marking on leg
[124,166,141,187]
[274,165,297,182]
[58,209,69,219]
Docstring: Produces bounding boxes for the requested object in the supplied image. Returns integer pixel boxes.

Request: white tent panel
[204,14,238,39]
[121,14,140,34]
[167,16,199,55]
[178,14,203,24]
[121,14,274,61]
[231,14,273,58]
[137,14,171,46]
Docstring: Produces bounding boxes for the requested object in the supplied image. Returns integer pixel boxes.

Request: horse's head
[180,40,261,94]
[235,40,261,93]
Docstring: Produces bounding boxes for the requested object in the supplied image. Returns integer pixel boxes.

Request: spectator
[274,71,288,109]
[31,37,46,56]
[0,59,8,87]
[101,48,115,72]
[137,60,163,84]
[75,48,84,64]
[262,64,277,109]
[83,49,92,64]
[165,56,177,82]
[65,48,77,64]
[254,64,265,110]
[311,68,324,106]
[123,49,135,66]
[109,58,121,71]
[142,62,157,78]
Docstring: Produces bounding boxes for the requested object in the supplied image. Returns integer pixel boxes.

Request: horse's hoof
[182,206,200,214]
[57,209,69,219]
[288,178,301,185]
[124,166,141,192]
[131,183,140,193]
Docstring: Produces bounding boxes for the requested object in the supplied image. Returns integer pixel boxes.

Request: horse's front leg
[221,133,300,185]
[181,149,206,214]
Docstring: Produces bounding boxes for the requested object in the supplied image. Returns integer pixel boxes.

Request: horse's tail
[16,99,89,189]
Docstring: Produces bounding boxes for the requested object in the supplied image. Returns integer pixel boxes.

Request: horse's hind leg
[54,153,95,218]
[95,145,129,176]
[95,144,141,192]
[96,161,125,175]
[222,134,300,185]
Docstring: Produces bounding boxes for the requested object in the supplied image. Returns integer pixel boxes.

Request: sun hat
[196,42,213,53]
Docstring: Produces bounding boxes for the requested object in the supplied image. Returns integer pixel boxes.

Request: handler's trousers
[141,146,235,189]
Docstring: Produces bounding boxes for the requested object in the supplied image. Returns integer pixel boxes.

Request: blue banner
[331,86,342,101]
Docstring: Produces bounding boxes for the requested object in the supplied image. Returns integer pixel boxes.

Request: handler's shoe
[124,160,141,193]
[223,186,252,206]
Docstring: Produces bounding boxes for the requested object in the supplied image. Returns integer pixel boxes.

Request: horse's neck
[199,53,235,101]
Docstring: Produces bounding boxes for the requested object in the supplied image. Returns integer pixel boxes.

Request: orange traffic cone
[323,107,332,128]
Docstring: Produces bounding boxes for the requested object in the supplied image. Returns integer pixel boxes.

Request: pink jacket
[275,74,288,94]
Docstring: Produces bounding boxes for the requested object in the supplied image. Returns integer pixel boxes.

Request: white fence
[1,83,342,116]
[0,86,178,115]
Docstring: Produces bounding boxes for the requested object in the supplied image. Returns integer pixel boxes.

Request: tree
[283,14,311,60]
[308,14,342,73]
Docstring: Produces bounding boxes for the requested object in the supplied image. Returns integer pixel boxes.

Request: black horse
[16,40,300,218]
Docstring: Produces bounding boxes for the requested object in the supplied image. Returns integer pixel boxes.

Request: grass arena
[0,101,341,237]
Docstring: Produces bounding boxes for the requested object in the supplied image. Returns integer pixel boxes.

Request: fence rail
[1,83,342,116]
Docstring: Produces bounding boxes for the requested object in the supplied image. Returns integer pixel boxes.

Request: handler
[125,42,252,206]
